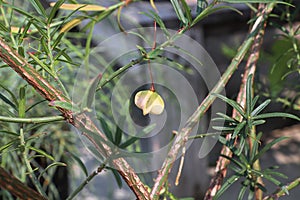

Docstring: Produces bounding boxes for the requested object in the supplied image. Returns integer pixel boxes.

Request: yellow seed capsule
[134,90,164,115]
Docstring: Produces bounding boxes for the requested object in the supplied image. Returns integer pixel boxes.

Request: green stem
[263,178,300,200]
[96,57,144,91]
[20,127,47,197]
[188,132,220,140]
[66,164,106,200]
[0,115,64,123]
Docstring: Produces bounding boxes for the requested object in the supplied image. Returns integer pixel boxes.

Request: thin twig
[263,178,300,200]
[66,164,106,200]
[204,3,272,200]
[20,126,48,197]
[0,115,64,123]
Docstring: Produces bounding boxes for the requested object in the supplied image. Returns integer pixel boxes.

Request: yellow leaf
[50,3,106,11]
[60,18,82,33]
[150,0,158,12]
[11,26,22,33]
[134,90,164,115]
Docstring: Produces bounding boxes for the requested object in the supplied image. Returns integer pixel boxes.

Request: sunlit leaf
[150,0,158,12]
[60,17,83,33]
[117,6,126,32]
[50,3,106,11]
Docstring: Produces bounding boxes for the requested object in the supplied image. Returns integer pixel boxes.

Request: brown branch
[0,167,47,200]
[204,3,271,200]
[0,38,150,200]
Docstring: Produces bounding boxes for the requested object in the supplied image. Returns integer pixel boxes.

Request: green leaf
[99,117,114,142]
[180,0,192,24]
[0,130,19,137]
[1,76,18,106]
[18,86,26,118]
[251,99,271,117]
[28,146,55,161]
[26,100,47,112]
[252,137,288,163]
[251,95,259,111]
[246,74,253,117]
[31,21,48,39]
[0,139,19,152]
[238,152,249,167]
[263,168,288,179]
[19,20,33,42]
[250,132,262,161]
[68,152,88,177]
[253,112,300,121]
[49,101,81,113]
[3,4,44,24]
[0,22,9,32]
[251,119,266,126]
[41,37,50,56]
[140,11,170,37]
[80,73,102,110]
[213,93,246,118]
[136,45,147,56]
[28,52,56,78]
[263,174,282,186]
[232,120,246,138]
[212,126,235,131]
[108,167,123,188]
[216,112,237,123]
[114,126,122,146]
[38,162,67,180]
[238,180,249,200]
[197,0,208,15]
[120,136,139,148]
[214,174,241,199]
[28,0,46,16]
[192,5,242,26]
[47,0,66,24]
[221,154,245,169]
[248,189,254,200]
[148,48,163,60]
[170,0,188,25]
[236,136,246,156]
[220,0,293,6]
[0,92,17,110]
[53,47,73,63]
